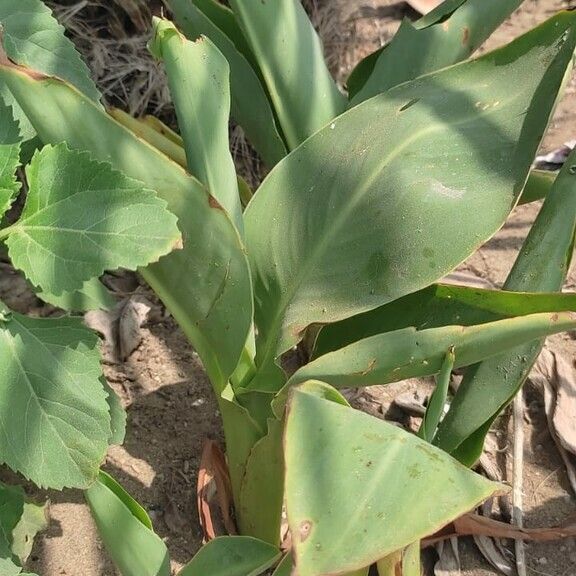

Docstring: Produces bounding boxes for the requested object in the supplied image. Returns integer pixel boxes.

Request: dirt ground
[3,1,576,575]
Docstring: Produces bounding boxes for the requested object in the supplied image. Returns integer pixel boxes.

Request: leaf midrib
[257,93,519,371]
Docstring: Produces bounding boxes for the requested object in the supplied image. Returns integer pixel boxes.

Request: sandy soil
[2,1,576,575]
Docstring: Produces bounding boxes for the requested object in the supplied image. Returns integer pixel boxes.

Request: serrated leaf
[0,312,110,489]
[0,54,253,393]
[11,501,48,565]
[0,0,101,141]
[284,383,501,576]
[0,98,21,219]
[245,12,576,391]
[0,483,24,576]
[5,143,181,296]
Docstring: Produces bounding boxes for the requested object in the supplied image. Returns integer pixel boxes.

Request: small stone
[538,557,548,565]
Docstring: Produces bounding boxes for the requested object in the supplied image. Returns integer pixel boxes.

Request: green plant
[1,0,576,575]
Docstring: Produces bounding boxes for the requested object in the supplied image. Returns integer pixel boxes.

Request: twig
[512,392,527,576]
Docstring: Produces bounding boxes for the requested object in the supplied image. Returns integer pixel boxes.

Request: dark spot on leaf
[299,520,313,542]
[361,358,376,376]
[462,26,470,46]
[399,98,420,112]
[208,195,224,210]
[407,463,422,478]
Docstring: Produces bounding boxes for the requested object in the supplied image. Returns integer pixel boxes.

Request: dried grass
[46,0,382,186]
[48,1,170,118]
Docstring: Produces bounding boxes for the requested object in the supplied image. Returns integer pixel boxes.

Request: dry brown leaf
[84,307,119,363]
[422,512,576,547]
[196,440,236,543]
[549,353,576,454]
[111,0,151,32]
[85,295,151,363]
[118,296,151,360]
[531,348,576,495]
[163,498,187,534]
[434,537,460,576]
[473,536,514,576]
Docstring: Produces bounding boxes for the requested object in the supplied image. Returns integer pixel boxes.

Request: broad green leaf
[102,379,126,446]
[0,59,253,391]
[313,284,576,358]
[284,383,501,576]
[0,98,21,219]
[239,419,284,543]
[0,312,110,489]
[0,0,101,142]
[85,472,170,576]
[11,501,48,565]
[284,312,576,396]
[435,137,576,462]
[167,0,287,166]
[245,12,576,392]
[150,20,242,232]
[351,0,523,105]
[37,278,115,313]
[3,143,181,296]
[177,536,281,576]
[228,0,346,149]
[218,386,264,516]
[0,483,24,576]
